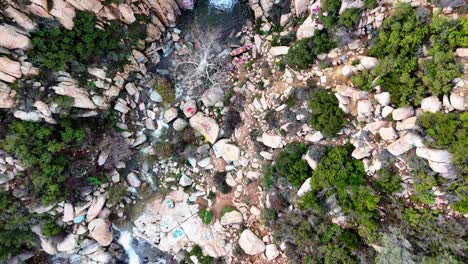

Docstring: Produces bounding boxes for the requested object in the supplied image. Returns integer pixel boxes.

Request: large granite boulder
[238,229,265,255]
[189,113,220,144]
[88,219,113,246]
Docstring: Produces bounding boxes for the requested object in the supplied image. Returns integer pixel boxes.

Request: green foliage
[30,11,123,71]
[362,5,465,106]
[1,121,85,204]
[351,69,373,91]
[263,142,310,188]
[41,220,63,237]
[419,52,462,97]
[309,90,348,137]
[319,0,341,28]
[154,77,175,104]
[364,0,378,8]
[402,208,466,257]
[286,31,335,69]
[107,184,128,205]
[182,245,212,264]
[199,209,213,225]
[220,206,236,217]
[420,112,463,148]
[420,112,468,175]
[307,145,380,242]
[373,166,402,194]
[54,96,75,109]
[0,192,41,260]
[338,8,361,28]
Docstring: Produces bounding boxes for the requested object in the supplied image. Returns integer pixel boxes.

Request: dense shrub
[41,220,63,237]
[286,31,335,69]
[309,90,347,137]
[263,142,310,188]
[351,69,373,92]
[318,0,341,28]
[373,166,402,194]
[402,208,466,258]
[181,245,213,264]
[154,76,175,104]
[338,8,361,28]
[0,192,42,259]
[357,4,465,106]
[1,121,85,204]
[420,112,467,175]
[302,145,380,241]
[30,11,124,72]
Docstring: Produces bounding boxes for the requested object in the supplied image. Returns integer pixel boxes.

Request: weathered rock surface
[238,229,265,255]
[189,113,220,144]
[220,211,243,225]
[88,219,113,246]
[57,234,77,252]
[86,195,106,222]
[0,25,32,50]
[261,133,283,148]
[387,133,423,156]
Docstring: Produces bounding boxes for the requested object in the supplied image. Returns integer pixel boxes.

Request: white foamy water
[209,0,238,10]
[118,231,140,264]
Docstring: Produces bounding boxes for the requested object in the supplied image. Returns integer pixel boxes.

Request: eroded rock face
[57,234,77,252]
[238,229,265,255]
[220,211,243,225]
[0,82,16,109]
[386,133,423,156]
[3,6,37,32]
[50,0,77,30]
[88,219,113,246]
[0,57,22,83]
[87,195,106,222]
[261,133,283,148]
[0,25,32,50]
[52,84,97,109]
[189,113,220,144]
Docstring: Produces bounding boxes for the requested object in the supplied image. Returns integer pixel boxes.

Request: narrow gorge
[0,0,466,264]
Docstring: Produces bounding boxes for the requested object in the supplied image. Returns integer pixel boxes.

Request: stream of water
[117,0,242,262]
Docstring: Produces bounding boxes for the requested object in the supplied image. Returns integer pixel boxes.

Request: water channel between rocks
[116,0,247,263]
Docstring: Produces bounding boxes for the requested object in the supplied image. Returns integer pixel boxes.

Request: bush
[419,51,462,98]
[373,167,402,194]
[213,172,232,194]
[319,0,341,28]
[41,220,63,237]
[54,96,75,110]
[309,90,348,137]
[420,112,462,148]
[30,11,123,72]
[107,184,128,205]
[1,121,85,205]
[338,8,361,28]
[182,245,212,264]
[286,31,335,69]
[154,76,175,104]
[351,69,373,91]
[362,5,465,106]
[263,142,310,188]
[420,112,467,175]
[0,192,42,260]
[199,209,213,225]
[308,145,380,241]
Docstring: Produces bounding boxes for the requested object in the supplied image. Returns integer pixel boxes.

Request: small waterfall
[118,230,141,264]
[208,0,238,11]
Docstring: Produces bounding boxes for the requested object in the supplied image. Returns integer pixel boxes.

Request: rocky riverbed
[0,0,467,263]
